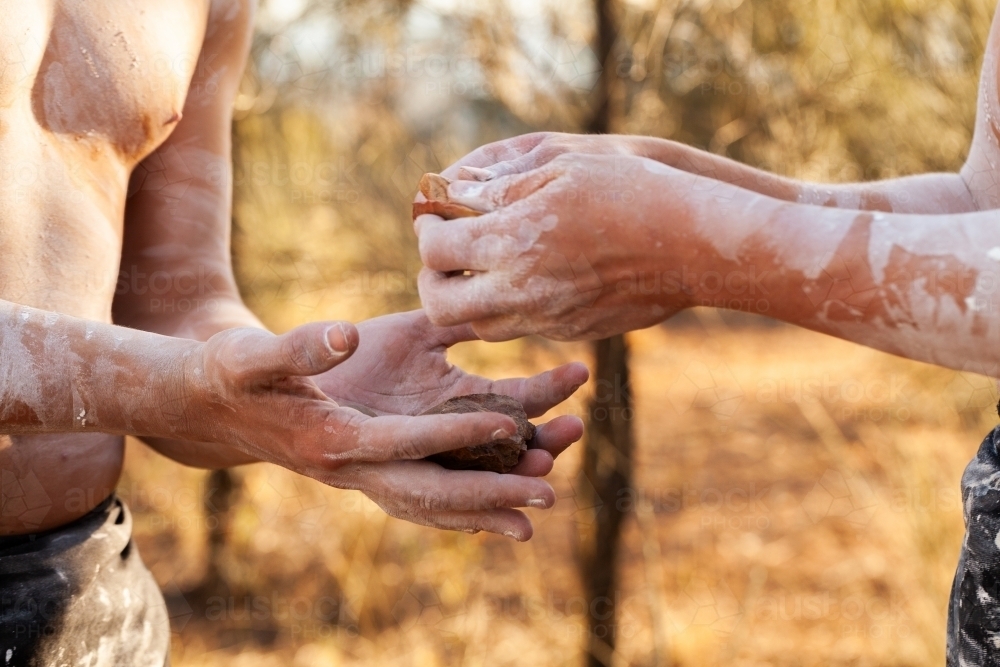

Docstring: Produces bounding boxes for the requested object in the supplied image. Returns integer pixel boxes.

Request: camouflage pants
[948,425,1000,665]
[0,495,170,666]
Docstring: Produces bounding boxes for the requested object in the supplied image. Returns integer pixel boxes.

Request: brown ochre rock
[421,394,535,473]
[412,173,484,220]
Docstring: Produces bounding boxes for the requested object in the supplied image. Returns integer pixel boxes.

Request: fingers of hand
[363,461,556,513]
[417,216,507,273]
[446,169,558,212]
[207,322,359,385]
[438,133,551,180]
[432,320,480,347]
[488,362,590,417]
[384,504,535,541]
[469,314,538,342]
[418,268,518,328]
[343,412,519,464]
[530,415,585,460]
[374,308,479,349]
[456,166,495,181]
[507,449,554,477]
[454,134,629,181]
[463,145,555,180]
[267,321,359,379]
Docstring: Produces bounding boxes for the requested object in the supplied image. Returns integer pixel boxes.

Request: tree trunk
[201,468,239,596]
[581,335,635,667]
[579,4,635,666]
[588,0,617,136]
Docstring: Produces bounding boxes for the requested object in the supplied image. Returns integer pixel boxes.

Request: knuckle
[481,484,509,509]
[550,152,576,167]
[393,479,438,512]
[210,328,264,385]
[418,233,445,269]
[314,451,350,473]
[495,180,515,206]
[525,132,551,150]
[392,435,425,461]
[311,413,364,470]
[285,334,319,371]
[418,489,447,512]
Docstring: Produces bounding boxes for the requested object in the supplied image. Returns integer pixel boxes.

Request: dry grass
[123,309,994,665]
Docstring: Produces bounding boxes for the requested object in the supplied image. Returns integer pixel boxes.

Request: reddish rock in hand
[421,394,535,473]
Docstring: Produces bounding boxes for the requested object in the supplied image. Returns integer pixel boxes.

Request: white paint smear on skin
[640,158,858,278]
[796,187,862,211]
[641,157,1000,367]
[0,320,49,424]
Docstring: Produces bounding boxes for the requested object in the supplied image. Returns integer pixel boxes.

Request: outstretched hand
[312,310,588,465]
[314,310,588,534]
[180,315,585,540]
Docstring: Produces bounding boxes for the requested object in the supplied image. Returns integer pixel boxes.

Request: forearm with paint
[0,299,198,437]
[665,165,1000,370]
[633,136,977,214]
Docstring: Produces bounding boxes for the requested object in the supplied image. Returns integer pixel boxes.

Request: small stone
[421,394,535,473]
[412,173,483,220]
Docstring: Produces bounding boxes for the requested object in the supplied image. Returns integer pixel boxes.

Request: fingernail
[325,323,353,354]
[491,428,513,440]
[448,180,486,198]
[526,498,549,508]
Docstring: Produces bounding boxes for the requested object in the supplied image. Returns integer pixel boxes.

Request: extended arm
[442,132,978,215]
[633,136,977,215]
[1,295,563,539]
[417,152,1000,373]
[651,165,1000,371]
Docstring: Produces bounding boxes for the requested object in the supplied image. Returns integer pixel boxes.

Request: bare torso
[0,0,210,533]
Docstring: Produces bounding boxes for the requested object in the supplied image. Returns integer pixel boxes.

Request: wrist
[596,161,711,324]
[124,334,209,441]
[647,172,778,315]
[679,187,836,322]
[641,161,725,302]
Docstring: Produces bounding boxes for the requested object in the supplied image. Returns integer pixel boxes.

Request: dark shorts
[0,494,170,666]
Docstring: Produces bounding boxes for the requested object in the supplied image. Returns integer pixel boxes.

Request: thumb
[252,321,359,380]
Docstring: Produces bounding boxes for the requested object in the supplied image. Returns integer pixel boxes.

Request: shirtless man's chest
[0,0,213,534]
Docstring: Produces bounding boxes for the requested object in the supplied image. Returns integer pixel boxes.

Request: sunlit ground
[123,310,990,666]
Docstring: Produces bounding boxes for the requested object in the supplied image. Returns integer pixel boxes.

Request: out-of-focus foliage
[231,0,992,329]
[121,0,1000,665]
